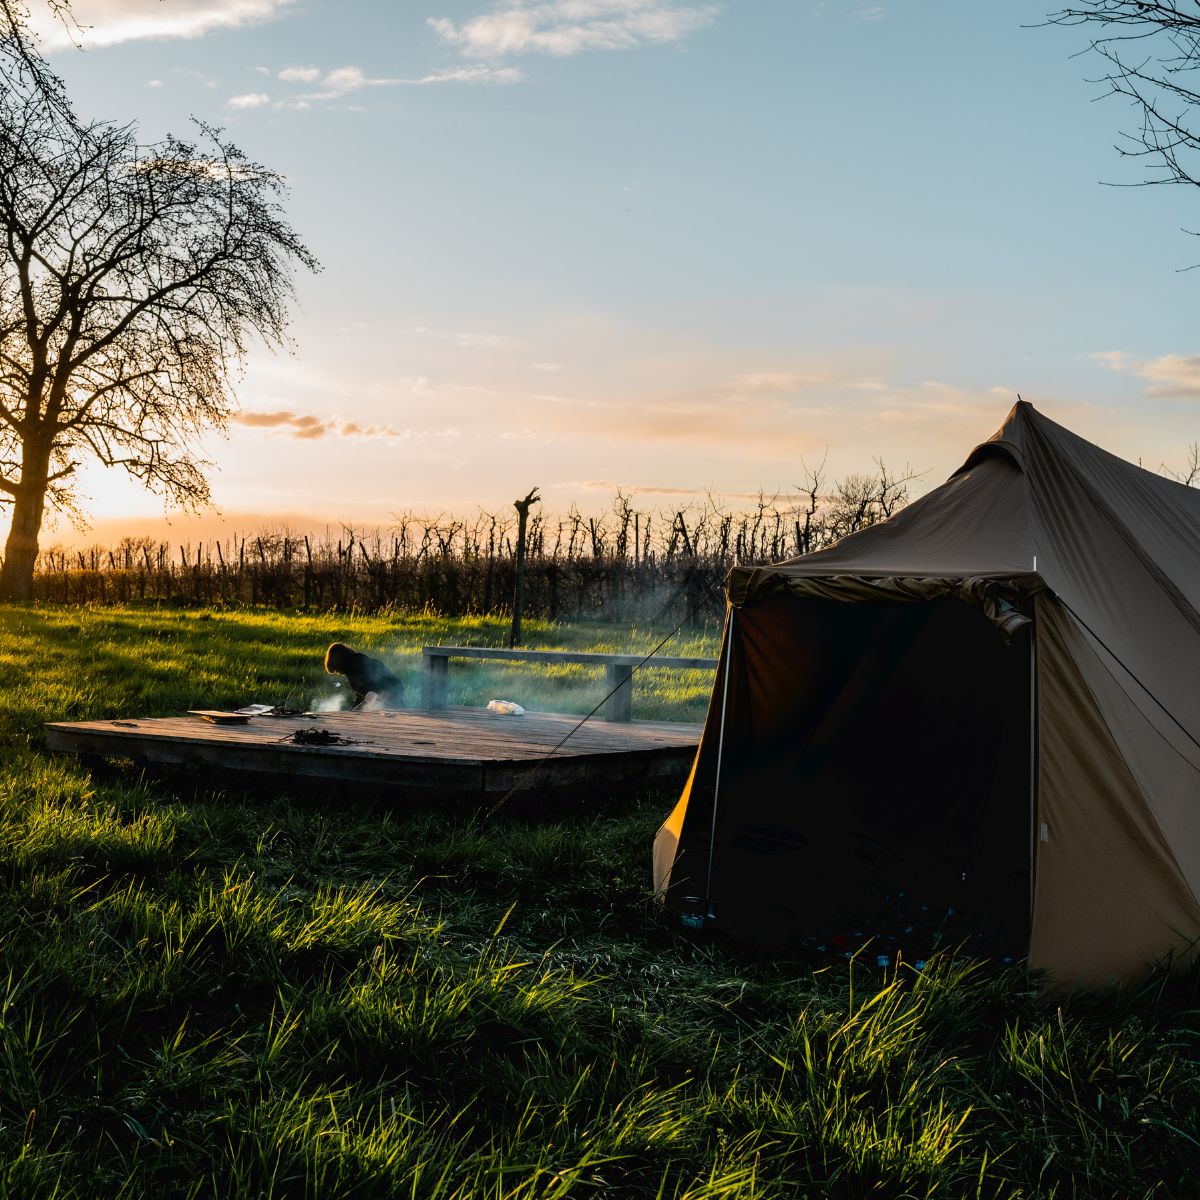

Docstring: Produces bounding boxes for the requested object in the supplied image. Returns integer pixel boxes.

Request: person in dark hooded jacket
[324,642,405,708]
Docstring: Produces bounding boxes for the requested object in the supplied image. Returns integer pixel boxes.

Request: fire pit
[285,727,369,747]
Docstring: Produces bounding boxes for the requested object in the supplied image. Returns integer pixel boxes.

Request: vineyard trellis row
[23,468,917,619]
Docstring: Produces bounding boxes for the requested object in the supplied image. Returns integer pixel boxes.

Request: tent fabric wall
[1031,598,1200,984]
[654,402,1200,986]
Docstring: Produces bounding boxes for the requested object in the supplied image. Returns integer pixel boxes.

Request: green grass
[0,605,720,733]
[0,604,1197,1197]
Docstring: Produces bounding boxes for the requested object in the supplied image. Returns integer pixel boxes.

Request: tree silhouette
[0,18,317,598]
[1049,3,1200,199]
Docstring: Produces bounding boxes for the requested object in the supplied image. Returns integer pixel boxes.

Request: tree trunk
[509,487,540,648]
[510,508,530,649]
[0,445,50,602]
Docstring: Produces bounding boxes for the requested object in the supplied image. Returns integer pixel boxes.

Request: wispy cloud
[233,409,459,442]
[1090,350,1200,397]
[413,65,525,84]
[397,325,521,350]
[431,371,1010,464]
[235,410,328,439]
[228,92,271,109]
[428,0,717,58]
[30,0,296,50]
[567,479,777,500]
[278,65,322,83]
[306,66,392,97]
[269,62,522,106]
[736,371,818,392]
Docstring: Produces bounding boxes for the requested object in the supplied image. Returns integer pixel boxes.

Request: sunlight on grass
[0,603,1195,1196]
[0,605,719,728]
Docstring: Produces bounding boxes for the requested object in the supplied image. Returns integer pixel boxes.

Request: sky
[20,0,1200,545]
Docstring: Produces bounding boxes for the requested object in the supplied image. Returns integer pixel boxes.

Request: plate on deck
[187,710,253,724]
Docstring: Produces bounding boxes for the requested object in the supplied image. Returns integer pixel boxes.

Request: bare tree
[1161,440,1200,484]
[2,1,88,117]
[0,26,317,598]
[509,486,540,647]
[1047,3,1200,199]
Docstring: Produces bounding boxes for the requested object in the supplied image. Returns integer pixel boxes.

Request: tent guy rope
[1052,589,1200,770]
[485,582,724,816]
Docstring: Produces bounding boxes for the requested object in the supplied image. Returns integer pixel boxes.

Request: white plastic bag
[486,699,526,716]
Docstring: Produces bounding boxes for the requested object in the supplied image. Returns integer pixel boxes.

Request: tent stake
[705,607,735,917]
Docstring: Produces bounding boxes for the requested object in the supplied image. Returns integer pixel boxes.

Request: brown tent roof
[655,402,1200,985]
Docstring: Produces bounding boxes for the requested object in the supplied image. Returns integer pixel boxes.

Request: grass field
[1,605,1199,1198]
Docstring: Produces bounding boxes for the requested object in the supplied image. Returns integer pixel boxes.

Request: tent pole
[1028,603,1039,937]
[704,607,735,916]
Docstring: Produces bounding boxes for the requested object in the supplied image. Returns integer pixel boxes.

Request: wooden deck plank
[44,707,702,797]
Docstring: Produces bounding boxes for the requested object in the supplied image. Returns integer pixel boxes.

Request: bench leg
[422,655,448,709]
[604,663,633,722]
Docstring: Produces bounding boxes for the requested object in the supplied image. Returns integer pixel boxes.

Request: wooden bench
[420,646,718,722]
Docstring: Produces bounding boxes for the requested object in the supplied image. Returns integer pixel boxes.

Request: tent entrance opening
[714,594,1032,961]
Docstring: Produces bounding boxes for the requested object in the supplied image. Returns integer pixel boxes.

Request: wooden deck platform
[44,707,703,800]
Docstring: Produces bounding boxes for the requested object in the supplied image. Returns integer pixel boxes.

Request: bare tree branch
[1046,2,1200,236]
[0,20,318,598]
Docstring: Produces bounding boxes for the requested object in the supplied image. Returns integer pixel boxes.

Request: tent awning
[726,569,1042,639]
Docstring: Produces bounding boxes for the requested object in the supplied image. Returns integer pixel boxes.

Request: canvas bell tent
[653,402,1200,986]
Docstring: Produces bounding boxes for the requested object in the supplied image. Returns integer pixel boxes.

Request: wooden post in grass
[510,487,540,648]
